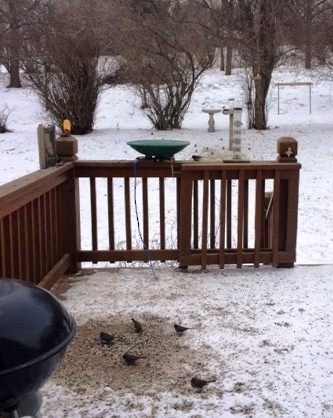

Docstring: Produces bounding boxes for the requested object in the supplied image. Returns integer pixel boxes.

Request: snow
[0,66,332,417]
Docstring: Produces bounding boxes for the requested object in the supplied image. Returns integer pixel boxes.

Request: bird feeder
[222,99,243,158]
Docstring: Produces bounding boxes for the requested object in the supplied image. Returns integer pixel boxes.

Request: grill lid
[0,278,75,376]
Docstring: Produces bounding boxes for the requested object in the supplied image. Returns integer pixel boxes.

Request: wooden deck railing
[178,161,300,268]
[0,138,301,287]
[74,160,183,264]
[0,164,80,288]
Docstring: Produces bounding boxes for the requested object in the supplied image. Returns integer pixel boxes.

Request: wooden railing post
[56,134,78,163]
[60,171,81,274]
[275,137,300,267]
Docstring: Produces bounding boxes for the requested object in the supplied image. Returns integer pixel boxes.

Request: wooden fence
[0,138,301,288]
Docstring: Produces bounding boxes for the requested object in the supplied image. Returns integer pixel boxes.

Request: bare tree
[284,0,333,69]
[110,0,212,130]
[0,0,42,87]
[234,0,285,130]
[195,0,235,74]
[22,0,105,134]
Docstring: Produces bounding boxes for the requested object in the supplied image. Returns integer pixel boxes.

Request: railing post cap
[56,135,78,162]
[277,137,297,162]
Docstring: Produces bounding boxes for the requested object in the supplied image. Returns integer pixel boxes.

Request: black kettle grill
[0,278,76,417]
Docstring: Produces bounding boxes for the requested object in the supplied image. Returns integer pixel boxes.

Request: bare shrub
[112,1,212,130]
[0,104,11,133]
[22,2,105,134]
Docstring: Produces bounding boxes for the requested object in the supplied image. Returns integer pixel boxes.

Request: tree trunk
[253,77,266,130]
[225,46,233,75]
[7,24,22,88]
[304,0,312,69]
[251,0,276,130]
[7,60,22,88]
[220,46,224,71]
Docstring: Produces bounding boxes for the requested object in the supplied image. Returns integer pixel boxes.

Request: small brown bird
[122,353,146,365]
[132,318,143,333]
[99,332,114,345]
[174,324,192,334]
[191,377,216,389]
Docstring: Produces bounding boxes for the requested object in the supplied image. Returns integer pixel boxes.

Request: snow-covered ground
[0,66,332,417]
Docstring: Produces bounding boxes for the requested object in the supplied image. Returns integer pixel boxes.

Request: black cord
[133,157,158,280]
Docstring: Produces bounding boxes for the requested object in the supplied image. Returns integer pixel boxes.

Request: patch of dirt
[51,314,221,397]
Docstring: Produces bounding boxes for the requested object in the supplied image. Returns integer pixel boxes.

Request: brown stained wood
[41,193,50,276]
[210,179,215,249]
[0,165,73,219]
[179,175,193,268]
[243,179,249,248]
[49,191,55,266]
[26,202,36,283]
[0,217,12,277]
[10,212,19,278]
[264,191,273,248]
[21,206,29,281]
[78,249,179,263]
[38,254,72,290]
[107,178,115,251]
[53,188,60,261]
[60,176,81,274]
[159,178,165,250]
[285,173,300,255]
[237,171,245,268]
[0,166,78,284]
[0,219,5,276]
[45,191,53,272]
[201,171,209,269]
[142,178,149,249]
[226,180,232,248]
[90,178,98,251]
[3,215,12,277]
[124,178,132,250]
[219,171,227,268]
[0,158,302,280]
[176,177,181,251]
[193,180,199,249]
[33,198,42,281]
[254,171,263,267]
[272,171,281,267]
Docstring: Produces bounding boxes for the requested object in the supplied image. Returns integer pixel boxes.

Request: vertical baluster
[237,170,245,268]
[201,171,209,269]
[90,177,98,251]
[124,178,132,250]
[210,179,215,249]
[107,178,115,251]
[254,170,263,267]
[193,180,199,249]
[159,178,165,250]
[219,171,227,268]
[142,177,149,251]
[243,179,249,248]
[226,179,232,248]
[272,170,281,267]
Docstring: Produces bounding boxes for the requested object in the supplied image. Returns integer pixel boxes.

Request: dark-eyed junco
[122,353,146,365]
[99,331,114,345]
[191,377,216,389]
[132,318,143,333]
[174,324,192,334]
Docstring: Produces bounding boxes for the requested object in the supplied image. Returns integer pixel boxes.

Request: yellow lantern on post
[62,119,71,137]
